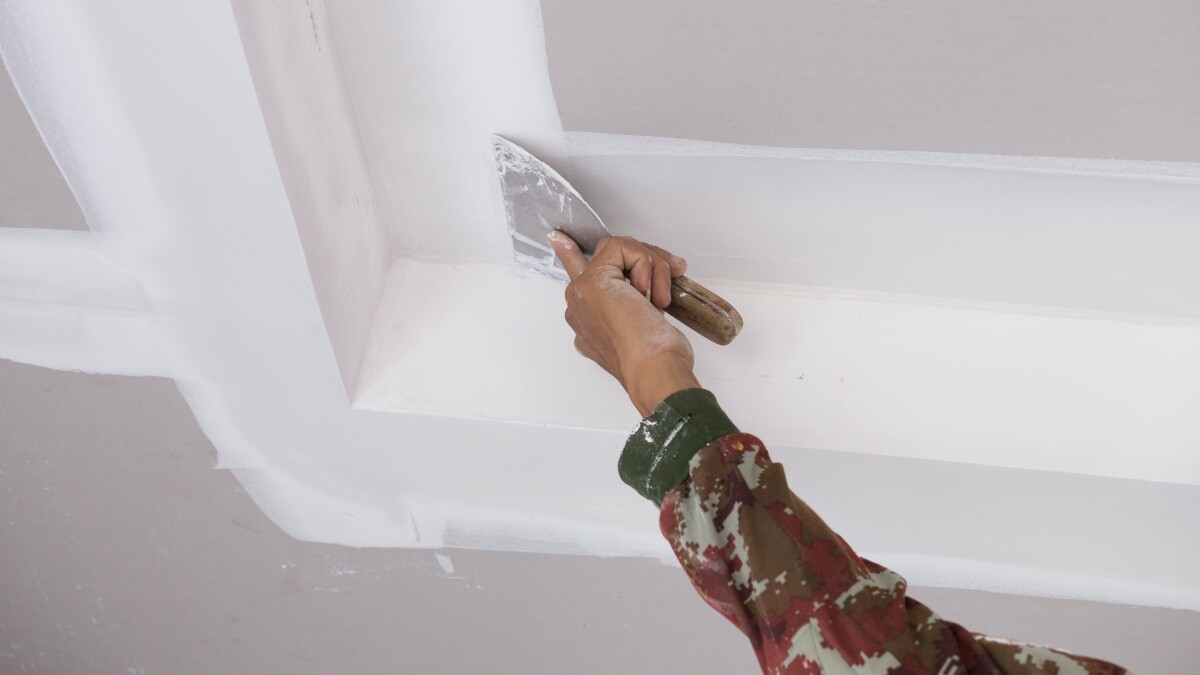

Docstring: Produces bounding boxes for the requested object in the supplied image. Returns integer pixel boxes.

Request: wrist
[624,358,700,417]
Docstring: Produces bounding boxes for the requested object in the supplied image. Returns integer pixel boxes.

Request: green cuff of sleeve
[619,388,738,506]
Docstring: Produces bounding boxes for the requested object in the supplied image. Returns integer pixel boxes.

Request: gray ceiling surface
[2,359,1198,673]
[0,58,88,231]
[541,0,1200,161]
[0,360,753,674]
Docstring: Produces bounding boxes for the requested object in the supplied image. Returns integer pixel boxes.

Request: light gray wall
[0,359,752,674]
[0,57,88,230]
[2,359,1197,673]
[542,0,1200,161]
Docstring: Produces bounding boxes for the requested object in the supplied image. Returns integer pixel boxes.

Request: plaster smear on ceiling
[1,0,1199,618]
[541,0,1200,161]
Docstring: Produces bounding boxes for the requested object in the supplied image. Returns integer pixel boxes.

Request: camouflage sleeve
[621,390,1129,674]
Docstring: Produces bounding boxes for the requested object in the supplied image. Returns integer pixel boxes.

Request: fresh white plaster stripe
[564,131,1200,182]
[0,228,151,311]
[0,303,164,377]
[0,227,163,375]
[869,552,1200,613]
[357,259,1200,485]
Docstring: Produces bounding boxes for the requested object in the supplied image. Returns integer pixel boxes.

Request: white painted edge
[565,131,1200,182]
[871,552,1200,612]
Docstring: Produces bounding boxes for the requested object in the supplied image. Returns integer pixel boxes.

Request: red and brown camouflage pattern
[660,433,1128,674]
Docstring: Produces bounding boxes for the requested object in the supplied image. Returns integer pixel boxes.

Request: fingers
[648,244,687,277]
[593,236,679,309]
[650,254,671,308]
[548,230,588,280]
[629,256,653,302]
[558,234,692,390]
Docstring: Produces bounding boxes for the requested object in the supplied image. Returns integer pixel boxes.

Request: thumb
[549,230,588,280]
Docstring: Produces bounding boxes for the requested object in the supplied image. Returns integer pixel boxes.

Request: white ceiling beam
[357,258,1200,485]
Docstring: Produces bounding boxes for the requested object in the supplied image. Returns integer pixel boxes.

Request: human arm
[548,230,699,416]
[549,232,1127,674]
[632,413,1126,673]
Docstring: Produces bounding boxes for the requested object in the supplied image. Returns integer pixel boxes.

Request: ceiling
[1,0,1198,671]
[541,0,1200,160]
[5,359,1195,673]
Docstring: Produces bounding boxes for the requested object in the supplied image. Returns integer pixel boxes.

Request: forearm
[657,431,928,671]
[621,390,1128,674]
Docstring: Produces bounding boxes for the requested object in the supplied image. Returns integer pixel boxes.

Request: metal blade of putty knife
[491,134,743,345]
[492,135,609,282]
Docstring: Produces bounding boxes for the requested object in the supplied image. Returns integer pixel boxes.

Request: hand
[549,232,701,416]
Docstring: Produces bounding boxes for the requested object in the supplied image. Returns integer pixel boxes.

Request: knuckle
[565,279,589,303]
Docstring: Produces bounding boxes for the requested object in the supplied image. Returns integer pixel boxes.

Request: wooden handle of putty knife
[666,275,743,345]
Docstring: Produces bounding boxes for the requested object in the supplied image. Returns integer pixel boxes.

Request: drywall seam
[564,132,1200,182]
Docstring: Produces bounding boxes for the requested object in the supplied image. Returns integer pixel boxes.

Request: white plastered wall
[0,0,1197,616]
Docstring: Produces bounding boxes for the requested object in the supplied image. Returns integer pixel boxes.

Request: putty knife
[491,135,743,345]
